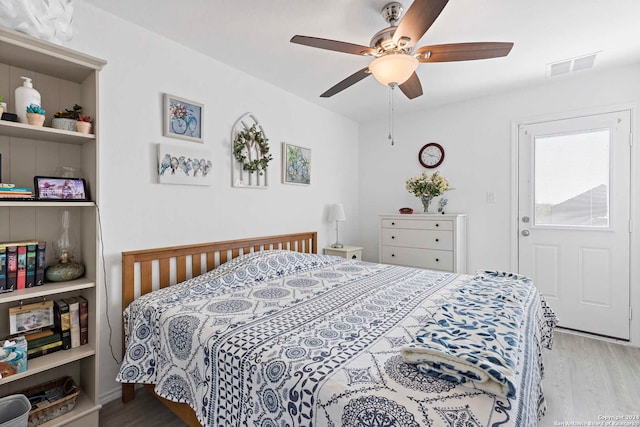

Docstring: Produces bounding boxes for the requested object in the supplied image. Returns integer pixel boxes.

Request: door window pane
[534,129,610,227]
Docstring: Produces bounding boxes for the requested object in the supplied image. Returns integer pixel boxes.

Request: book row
[1,297,89,376]
[0,241,46,291]
[24,297,89,360]
[0,183,33,199]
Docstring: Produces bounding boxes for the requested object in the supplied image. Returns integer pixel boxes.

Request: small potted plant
[52,104,82,131]
[25,104,46,127]
[76,114,92,134]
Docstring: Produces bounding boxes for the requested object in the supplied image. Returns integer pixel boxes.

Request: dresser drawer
[381,228,453,250]
[381,218,453,231]
[381,246,453,271]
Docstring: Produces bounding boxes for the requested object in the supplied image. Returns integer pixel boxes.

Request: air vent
[546,52,599,78]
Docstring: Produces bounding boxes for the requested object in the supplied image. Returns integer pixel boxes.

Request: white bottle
[15,76,41,124]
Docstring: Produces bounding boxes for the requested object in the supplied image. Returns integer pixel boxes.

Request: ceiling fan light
[369,54,418,86]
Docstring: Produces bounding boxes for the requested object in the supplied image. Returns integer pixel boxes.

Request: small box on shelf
[0,336,27,377]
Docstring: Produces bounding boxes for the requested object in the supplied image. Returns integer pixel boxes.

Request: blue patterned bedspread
[117,251,557,426]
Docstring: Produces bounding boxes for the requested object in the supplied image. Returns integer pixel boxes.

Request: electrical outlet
[486,191,496,204]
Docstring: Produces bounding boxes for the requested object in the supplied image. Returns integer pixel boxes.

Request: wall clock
[418,143,445,168]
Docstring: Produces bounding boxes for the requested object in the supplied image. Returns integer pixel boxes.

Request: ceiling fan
[290,0,513,100]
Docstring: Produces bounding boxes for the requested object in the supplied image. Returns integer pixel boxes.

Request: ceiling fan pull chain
[388,84,395,146]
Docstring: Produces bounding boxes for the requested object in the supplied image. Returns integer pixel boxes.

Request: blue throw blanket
[401,271,536,398]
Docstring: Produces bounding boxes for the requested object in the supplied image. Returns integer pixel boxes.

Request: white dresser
[379,214,467,273]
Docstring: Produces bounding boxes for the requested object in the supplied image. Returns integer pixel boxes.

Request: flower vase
[420,195,434,213]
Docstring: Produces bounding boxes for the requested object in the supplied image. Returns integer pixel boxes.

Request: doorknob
[522,216,530,223]
[521,230,530,237]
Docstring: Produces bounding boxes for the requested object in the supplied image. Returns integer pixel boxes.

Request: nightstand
[323,246,363,260]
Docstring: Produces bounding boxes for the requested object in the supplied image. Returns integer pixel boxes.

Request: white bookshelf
[0,27,106,426]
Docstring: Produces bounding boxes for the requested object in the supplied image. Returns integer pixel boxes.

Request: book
[0,194,34,199]
[25,243,36,288]
[26,332,62,350]
[53,300,71,350]
[0,245,6,290]
[25,328,54,342]
[0,183,15,188]
[0,187,32,192]
[27,340,62,360]
[6,245,17,291]
[16,245,26,289]
[35,242,46,286]
[78,296,88,345]
[65,297,80,348]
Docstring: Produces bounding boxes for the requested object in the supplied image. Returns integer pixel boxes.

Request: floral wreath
[232,124,273,175]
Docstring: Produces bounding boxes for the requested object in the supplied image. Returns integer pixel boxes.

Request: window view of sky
[534,129,610,205]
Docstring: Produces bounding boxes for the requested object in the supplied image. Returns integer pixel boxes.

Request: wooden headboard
[120,231,317,411]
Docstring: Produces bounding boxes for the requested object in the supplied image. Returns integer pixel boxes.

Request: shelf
[0,279,95,304]
[0,27,105,83]
[0,345,95,386]
[0,120,95,144]
[0,25,104,425]
[0,200,95,208]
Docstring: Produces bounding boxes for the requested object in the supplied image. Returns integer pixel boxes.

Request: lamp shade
[369,53,419,86]
[328,203,346,222]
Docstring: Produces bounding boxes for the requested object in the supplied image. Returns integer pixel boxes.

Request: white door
[518,110,631,340]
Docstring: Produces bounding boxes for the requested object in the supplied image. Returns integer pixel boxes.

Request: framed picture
[157,143,214,186]
[33,176,89,200]
[163,93,203,142]
[282,142,311,185]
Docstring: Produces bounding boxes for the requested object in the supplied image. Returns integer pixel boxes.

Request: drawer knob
[351,254,357,259]
[391,236,395,239]
[435,258,439,262]
[435,223,440,227]
[391,254,395,257]
[435,238,439,242]
[391,222,395,226]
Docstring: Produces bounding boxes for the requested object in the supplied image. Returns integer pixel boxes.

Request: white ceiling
[83,0,640,123]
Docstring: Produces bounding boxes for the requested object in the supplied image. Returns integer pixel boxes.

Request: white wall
[358,63,640,345]
[66,2,360,402]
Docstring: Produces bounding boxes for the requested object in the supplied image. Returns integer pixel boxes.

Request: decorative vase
[26,112,45,127]
[76,121,91,134]
[52,117,77,131]
[420,195,434,213]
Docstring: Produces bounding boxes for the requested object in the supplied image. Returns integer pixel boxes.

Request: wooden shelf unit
[0,27,106,426]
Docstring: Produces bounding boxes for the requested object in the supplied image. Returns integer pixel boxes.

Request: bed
[118,232,557,427]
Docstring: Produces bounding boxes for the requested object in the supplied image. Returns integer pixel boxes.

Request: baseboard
[556,327,638,348]
[100,387,122,405]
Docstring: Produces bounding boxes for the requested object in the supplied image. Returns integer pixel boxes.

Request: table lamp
[328,203,346,248]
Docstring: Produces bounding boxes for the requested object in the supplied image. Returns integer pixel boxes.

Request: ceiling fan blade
[320,67,371,98]
[393,0,449,49]
[399,72,423,99]
[416,42,514,62]
[291,35,376,56]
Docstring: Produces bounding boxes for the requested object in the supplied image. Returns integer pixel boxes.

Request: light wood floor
[99,331,640,426]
